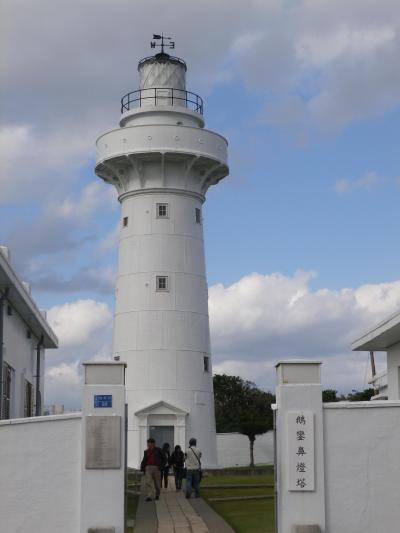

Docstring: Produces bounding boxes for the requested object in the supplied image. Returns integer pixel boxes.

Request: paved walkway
[134,478,234,533]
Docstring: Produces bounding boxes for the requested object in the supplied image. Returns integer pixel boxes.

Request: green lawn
[202,472,274,486]
[126,491,138,533]
[201,474,275,533]
[126,469,275,533]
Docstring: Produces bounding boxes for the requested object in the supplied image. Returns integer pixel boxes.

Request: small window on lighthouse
[157,203,169,218]
[203,356,210,372]
[156,276,169,291]
[122,217,128,227]
[195,208,201,224]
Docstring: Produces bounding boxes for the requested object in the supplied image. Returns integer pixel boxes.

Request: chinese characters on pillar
[287,411,315,491]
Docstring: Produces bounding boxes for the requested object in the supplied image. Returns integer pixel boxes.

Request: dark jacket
[163,450,171,469]
[140,447,165,471]
[170,450,185,468]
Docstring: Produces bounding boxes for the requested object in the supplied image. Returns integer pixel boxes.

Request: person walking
[140,438,165,502]
[161,442,171,489]
[185,437,202,499]
[170,444,185,490]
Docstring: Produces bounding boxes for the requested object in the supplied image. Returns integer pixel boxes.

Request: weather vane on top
[151,34,175,54]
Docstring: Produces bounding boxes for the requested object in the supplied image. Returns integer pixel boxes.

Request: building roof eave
[352,310,400,352]
[0,253,58,349]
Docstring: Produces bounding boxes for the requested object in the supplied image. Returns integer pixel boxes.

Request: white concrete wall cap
[0,412,82,426]
[82,361,127,367]
[323,400,400,409]
[275,360,322,367]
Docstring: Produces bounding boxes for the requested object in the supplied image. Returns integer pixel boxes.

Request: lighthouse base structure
[128,393,218,469]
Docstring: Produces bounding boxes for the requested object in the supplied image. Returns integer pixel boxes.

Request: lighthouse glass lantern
[95,37,229,467]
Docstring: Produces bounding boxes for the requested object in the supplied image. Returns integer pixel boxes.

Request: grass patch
[201,473,275,533]
[125,491,138,533]
[202,474,274,486]
[208,498,275,533]
[203,487,273,499]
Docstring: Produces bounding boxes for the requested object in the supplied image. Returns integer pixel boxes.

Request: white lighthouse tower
[95,36,229,468]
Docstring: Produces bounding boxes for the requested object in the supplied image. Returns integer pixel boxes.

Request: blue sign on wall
[94,394,113,408]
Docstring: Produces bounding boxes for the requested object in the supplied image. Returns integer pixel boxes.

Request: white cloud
[59,181,117,221]
[0,124,98,202]
[209,271,400,387]
[98,222,120,255]
[296,25,396,67]
[47,299,112,347]
[230,31,265,57]
[334,171,383,193]
[45,362,82,410]
[2,0,400,152]
[4,179,119,282]
[44,299,114,408]
[41,271,400,408]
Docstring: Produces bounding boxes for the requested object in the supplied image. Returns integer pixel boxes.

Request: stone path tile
[155,482,210,532]
[134,475,234,532]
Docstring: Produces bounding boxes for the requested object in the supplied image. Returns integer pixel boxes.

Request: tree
[346,388,375,402]
[213,374,275,467]
[322,388,375,402]
[322,389,341,402]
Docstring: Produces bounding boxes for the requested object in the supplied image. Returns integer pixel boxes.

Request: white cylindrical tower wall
[115,191,217,466]
[96,51,228,468]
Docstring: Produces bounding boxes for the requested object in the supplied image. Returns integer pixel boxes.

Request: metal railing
[121,88,203,115]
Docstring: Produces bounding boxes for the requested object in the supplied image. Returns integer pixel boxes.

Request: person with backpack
[170,444,185,490]
[185,437,202,498]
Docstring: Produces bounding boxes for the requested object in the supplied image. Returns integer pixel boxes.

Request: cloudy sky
[2,0,400,408]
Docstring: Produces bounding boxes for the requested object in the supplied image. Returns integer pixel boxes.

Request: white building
[352,310,400,400]
[0,246,58,419]
[95,43,229,467]
[44,404,65,416]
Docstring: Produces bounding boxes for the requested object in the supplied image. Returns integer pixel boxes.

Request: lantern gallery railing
[121,88,204,115]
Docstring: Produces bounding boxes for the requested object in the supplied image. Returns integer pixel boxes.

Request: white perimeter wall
[0,414,81,533]
[324,402,400,533]
[217,431,274,467]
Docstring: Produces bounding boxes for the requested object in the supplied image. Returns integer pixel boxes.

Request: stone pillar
[80,362,127,533]
[275,361,325,533]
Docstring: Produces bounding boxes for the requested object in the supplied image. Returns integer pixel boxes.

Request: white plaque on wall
[287,411,315,491]
[85,416,121,469]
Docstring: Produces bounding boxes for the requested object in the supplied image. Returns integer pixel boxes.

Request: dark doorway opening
[149,425,174,449]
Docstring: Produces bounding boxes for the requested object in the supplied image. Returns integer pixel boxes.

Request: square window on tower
[195,208,201,224]
[203,356,210,372]
[122,216,128,227]
[157,203,169,218]
[156,276,169,292]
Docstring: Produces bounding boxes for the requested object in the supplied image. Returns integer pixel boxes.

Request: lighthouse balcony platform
[96,123,227,166]
[95,123,229,197]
